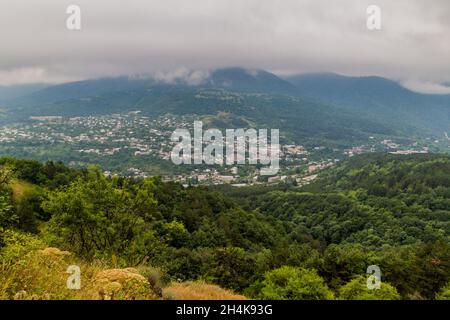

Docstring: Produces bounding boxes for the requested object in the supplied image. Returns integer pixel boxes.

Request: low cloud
[0,67,78,86]
[0,0,449,90]
[153,68,210,86]
[402,79,450,95]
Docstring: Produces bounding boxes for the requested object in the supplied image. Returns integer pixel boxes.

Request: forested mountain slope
[1,154,449,299]
[287,73,450,135]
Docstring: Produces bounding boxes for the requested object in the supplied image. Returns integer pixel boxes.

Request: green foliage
[159,220,189,248]
[309,153,450,197]
[257,266,334,300]
[0,167,16,228]
[436,282,450,300]
[256,190,448,246]
[42,167,160,263]
[1,154,450,300]
[0,157,81,188]
[320,244,375,289]
[0,165,13,185]
[0,193,15,228]
[207,247,258,291]
[0,229,45,267]
[13,184,45,233]
[407,241,450,299]
[338,275,400,300]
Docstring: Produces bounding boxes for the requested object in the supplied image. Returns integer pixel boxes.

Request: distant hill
[206,68,295,94]
[3,68,450,143]
[3,84,395,146]
[6,68,294,108]
[0,84,48,103]
[303,152,450,200]
[286,73,450,136]
[7,77,154,107]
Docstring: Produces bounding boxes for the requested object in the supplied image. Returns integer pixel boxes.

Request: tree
[410,241,450,299]
[208,247,257,291]
[320,244,371,288]
[258,266,334,300]
[0,166,13,186]
[0,193,15,228]
[0,166,16,228]
[338,275,400,300]
[160,220,189,248]
[42,167,159,263]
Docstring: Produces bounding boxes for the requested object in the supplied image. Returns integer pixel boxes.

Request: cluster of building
[0,112,190,158]
[0,112,436,186]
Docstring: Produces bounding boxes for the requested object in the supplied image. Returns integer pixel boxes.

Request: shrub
[436,282,450,300]
[338,275,400,300]
[94,268,157,300]
[258,266,334,300]
[0,231,158,300]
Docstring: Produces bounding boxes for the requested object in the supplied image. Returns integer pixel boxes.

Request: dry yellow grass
[1,243,157,300]
[1,231,245,301]
[94,267,157,300]
[1,246,105,300]
[163,281,247,300]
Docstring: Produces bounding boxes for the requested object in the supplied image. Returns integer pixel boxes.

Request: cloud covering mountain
[0,0,450,92]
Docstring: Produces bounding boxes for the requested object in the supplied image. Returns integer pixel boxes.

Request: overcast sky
[0,0,449,93]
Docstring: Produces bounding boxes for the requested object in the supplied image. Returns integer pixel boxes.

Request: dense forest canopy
[0,154,449,299]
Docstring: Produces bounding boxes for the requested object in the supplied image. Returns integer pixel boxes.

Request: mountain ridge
[2,67,450,141]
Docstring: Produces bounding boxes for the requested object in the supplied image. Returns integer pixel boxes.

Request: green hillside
[2,85,397,147]
[1,154,449,300]
[287,73,450,136]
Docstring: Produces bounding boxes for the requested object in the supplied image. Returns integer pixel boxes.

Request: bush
[436,282,450,300]
[0,188,16,229]
[94,268,157,300]
[0,229,45,265]
[0,234,158,300]
[137,265,170,297]
[338,275,400,300]
[257,266,334,300]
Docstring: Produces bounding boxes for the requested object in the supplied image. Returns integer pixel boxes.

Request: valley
[1,68,449,187]
[0,110,439,186]
[1,68,450,301]
[2,0,450,304]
